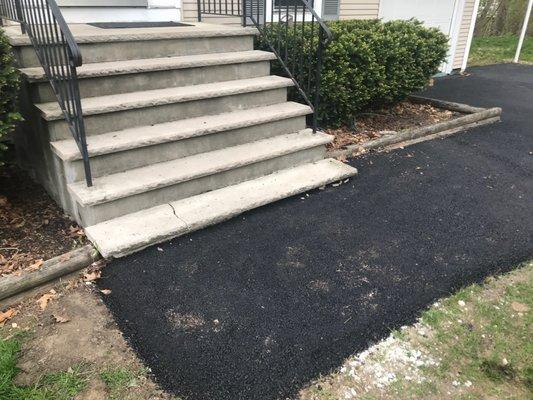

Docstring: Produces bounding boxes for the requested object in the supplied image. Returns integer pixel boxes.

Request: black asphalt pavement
[99,64,533,400]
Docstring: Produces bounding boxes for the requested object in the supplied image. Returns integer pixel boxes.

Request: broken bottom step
[86,158,357,258]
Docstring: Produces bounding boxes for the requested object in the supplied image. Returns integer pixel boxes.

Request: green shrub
[258,19,448,126]
[0,28,21,162]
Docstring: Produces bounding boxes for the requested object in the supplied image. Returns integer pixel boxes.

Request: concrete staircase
[12,23,357,257]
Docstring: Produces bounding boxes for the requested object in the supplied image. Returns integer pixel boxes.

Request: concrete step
[52,102,312,181]
[39,76,293,140]
[68,130,332,226]
[12,24,257,68]
[23,51,276,102]
[86,158,358,258]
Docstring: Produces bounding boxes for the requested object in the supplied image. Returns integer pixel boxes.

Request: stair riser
[15,36,255,68]
[74,145,326,226]
[62,116,307,181]
[31,61,272,102]
[47,88,288,140]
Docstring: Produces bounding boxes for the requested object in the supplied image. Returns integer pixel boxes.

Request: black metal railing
[197,0,331,132]
[0,0,92,186]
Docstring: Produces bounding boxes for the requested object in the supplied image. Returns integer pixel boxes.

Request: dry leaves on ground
[511,301,529,313]
[0,308,18,325]
[326,101,460,151]
[36,290,59,310]
[0,164,88,279]
[83,270,101,282]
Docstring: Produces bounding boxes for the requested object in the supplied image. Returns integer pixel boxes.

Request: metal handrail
[197,0,332,132]
[0,0,92,186]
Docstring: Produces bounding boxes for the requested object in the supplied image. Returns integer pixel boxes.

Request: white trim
[442,0,465,73]
[514,0,533,62]
[462,0,481,71]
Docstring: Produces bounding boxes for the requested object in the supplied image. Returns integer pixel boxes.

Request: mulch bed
[0,163,87,278]
[326,100,463,152]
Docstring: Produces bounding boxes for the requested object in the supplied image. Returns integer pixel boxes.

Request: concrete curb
[0,245,101,304]
[327,96,502,159]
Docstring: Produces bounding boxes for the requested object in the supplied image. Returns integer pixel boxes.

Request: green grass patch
[469,35,533,66]
[100,366,140,399]
[0,338,88,400]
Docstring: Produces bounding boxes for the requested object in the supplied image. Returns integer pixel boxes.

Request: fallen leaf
[0,196,8,207]
[511,301,529,313]
[100,289,112,295]
[53,315,70,323]
[27,259,44,272]
[0,309,17,324]
[83,270,101,282]
[37,291,58,310]
[336,154,347,162]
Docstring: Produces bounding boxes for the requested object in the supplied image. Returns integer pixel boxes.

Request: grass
[100,366,140,399]
[0,339,88,400]
[300,260,533,399]
[469,35,533,66]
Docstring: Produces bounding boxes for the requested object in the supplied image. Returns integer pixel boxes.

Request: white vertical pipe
[514,0,532,63]
[462,0,481,71]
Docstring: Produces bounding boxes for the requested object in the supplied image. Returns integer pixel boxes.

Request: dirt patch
[0,277,173,400]
[326,101,462,152]
[0,163,87,278]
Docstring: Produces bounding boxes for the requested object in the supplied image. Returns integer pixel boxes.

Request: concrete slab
[68,130,332,206]
[51,102,312,161]
[86,159,357,257]
[36,76,293,120]
[20,50,276,81]
[5,22,258,46]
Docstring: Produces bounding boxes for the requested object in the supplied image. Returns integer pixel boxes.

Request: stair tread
[9,23,257,46]
[21,50,276,81]
[36,76,293,121]
[51,102,312,161]
[86,158,358,258]
[68,129,332,206]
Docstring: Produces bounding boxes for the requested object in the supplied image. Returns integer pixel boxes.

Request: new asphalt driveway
[99,64,533,400]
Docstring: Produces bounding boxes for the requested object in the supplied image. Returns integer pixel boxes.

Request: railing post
[14,0,25,34]
[242,0,247,27]
[197,0,202,21]
[312,28,325,133]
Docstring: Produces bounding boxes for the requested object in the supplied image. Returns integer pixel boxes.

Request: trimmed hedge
[0,29,21,163]
[258,19,448,126]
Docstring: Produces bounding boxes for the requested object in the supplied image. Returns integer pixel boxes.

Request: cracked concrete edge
[87,159,357,258]
[327,105,502,160]
[0,244,101,305]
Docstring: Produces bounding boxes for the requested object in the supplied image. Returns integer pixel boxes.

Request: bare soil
[0,274,174,400]
[0,163,87,278]
[326,101,462,151]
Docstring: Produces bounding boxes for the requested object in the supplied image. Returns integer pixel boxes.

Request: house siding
[339,0,379,20]
[453,0,476,69]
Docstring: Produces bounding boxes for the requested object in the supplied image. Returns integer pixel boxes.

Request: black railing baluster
[1,0,92,186]
[195,0,331,131]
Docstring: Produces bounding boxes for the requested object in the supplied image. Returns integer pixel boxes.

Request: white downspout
[514,0,532,63]
[461,0,481,71]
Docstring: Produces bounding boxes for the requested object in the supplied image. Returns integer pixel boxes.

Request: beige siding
[453,0,476,69]
[182,0,242,24]
[339,0,380,20]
